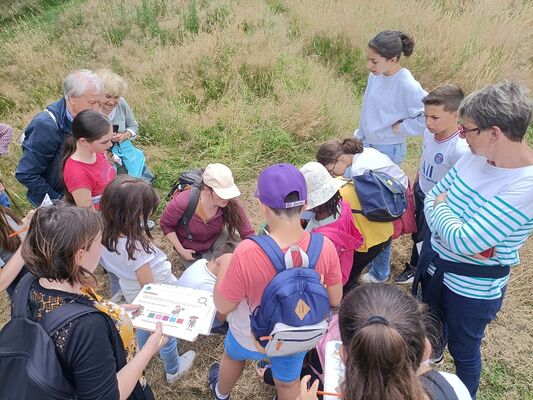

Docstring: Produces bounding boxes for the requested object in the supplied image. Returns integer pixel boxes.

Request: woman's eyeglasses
[458,124,481,138]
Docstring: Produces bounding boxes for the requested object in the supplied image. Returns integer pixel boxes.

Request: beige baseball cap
[202,163,241,200]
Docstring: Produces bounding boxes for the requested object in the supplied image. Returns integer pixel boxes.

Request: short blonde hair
[96,68,128,97]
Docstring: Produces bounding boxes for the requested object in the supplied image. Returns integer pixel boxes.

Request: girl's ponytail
[369,30,415,60]
[343,320,425,400]
[399,32,415,57]
[339,284,429,400]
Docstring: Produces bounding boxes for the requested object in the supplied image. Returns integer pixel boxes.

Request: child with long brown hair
[19,204,164,399]
[297,284,469,400]
[100,175,196,383]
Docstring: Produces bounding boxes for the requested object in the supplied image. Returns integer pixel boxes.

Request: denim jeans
[366,239,391,281]
[136,329,180,375]
[429,283,506,399]
[107,271,121,298]
[0,191,10,207]
[367,142,407,165]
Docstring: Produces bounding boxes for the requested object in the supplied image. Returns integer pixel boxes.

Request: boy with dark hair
[209,163,342,400]
[395,84,469,284]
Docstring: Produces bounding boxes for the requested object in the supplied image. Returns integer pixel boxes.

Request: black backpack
[419,369,459,400]
[0,274,98,400]
[166,169,204,241]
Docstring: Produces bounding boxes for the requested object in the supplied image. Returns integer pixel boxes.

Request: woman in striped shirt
[414,82,533,398]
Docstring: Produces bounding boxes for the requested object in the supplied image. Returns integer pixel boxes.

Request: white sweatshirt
[357,68,427,145]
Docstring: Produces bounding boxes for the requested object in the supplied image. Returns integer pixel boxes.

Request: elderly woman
[414,82,533,398]
[96,69,153,182]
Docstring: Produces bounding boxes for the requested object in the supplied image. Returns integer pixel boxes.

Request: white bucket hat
[300,161,347,210]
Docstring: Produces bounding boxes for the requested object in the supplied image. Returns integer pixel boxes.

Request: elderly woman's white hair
[62,69,103,99]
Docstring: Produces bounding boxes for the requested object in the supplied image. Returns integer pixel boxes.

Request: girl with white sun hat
[300,161,364,286]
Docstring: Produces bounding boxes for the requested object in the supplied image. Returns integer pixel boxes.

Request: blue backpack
[248,233,330,357]
[352,170,407,222]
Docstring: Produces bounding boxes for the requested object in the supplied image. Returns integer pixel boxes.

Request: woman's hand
[297,375,319,400]
[112,132,131,143]
[392,121,401,134]
[143,322,168,355]
[433,192,447,207]
[180,248,197,261]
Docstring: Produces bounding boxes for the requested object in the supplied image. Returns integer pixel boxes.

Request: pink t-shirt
[63,153,116,209]
[218,231,342,351]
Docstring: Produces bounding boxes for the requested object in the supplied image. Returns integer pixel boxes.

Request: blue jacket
[15,98,72,206]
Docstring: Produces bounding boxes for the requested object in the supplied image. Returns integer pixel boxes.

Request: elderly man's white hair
[62,69,103,99]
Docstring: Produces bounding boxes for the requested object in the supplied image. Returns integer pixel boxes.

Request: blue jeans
[108,271,121,298]
[435,284,506,399]
[0,191,10,207]
[367,142,407,165]
[136,329,180,375]
[366,240,391,281]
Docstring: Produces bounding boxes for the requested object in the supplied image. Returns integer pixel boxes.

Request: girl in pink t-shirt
[62,109,116,209]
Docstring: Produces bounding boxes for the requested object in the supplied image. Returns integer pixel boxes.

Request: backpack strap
[419,370,459,400]
[181,186,201,241]
[249,233,324,274]
[12,273,38,318]
[40,302,100,336]
[248,235,286,274]
[45,109,59,128]
[306,233,324,271]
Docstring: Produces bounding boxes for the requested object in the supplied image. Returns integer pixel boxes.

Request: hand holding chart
[129,283,217,341]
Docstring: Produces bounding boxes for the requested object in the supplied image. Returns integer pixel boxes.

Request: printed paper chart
[129,283,216,341]
[323,340,345,400]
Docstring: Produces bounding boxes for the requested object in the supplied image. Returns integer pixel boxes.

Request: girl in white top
[317,138,408,283]
[99,175,196,383]
[355,31,427,164]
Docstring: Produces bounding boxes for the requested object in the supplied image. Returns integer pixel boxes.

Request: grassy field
[1,0,532,399]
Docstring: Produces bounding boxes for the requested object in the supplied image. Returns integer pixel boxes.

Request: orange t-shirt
[217,231,342,351]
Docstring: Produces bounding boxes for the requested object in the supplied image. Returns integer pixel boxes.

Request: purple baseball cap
[255,163,307,208]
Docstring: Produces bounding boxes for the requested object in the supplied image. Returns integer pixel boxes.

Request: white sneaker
[361,273,388,284]
[166,350,196,383]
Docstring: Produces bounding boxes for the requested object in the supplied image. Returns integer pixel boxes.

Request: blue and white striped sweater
[424,153,533,300]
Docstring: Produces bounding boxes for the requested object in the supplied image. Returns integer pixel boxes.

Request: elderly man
[16,69,102,205]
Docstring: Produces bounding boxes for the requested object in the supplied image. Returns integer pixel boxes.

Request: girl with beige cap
[160,163,254,266]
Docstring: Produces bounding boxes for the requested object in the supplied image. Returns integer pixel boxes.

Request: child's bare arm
[135,263,154,288]
[326,282,342,308]
[0,247,24,291]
